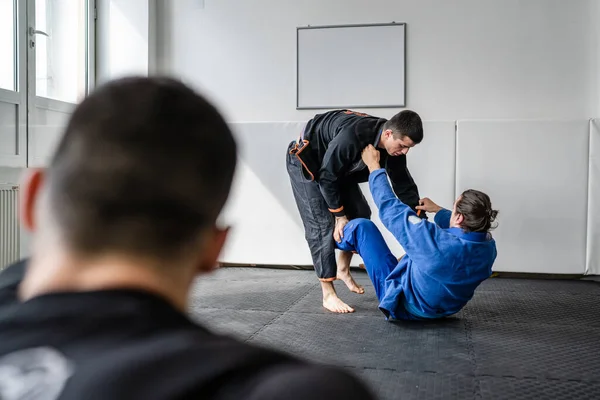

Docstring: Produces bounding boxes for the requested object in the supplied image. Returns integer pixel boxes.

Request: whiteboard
[296,23,406,109]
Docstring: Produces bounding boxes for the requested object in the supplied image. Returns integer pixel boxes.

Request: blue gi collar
[447,227,490,242]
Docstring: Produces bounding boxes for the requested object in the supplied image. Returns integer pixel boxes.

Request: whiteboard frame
[296,22,407,110]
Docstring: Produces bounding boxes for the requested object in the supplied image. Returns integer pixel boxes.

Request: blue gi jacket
[369,169,497,319]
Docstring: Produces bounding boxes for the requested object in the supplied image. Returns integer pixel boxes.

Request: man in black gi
[286,109,425,313]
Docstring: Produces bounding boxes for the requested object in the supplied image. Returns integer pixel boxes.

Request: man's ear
[20,169,45,232]
[195,226,230,274]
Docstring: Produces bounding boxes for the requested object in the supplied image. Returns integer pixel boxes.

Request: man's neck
[19,251,193,312]
[449,223,464,231]
[376,135,385,149]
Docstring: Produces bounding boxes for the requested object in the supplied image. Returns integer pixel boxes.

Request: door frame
[0,0,28,167]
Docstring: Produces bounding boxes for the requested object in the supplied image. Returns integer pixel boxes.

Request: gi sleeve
[318,132,361,217]
[368,169,441,261]
[385,155,424,218]
[434,208,452,229]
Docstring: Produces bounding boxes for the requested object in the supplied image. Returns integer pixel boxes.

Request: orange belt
[289,138,315,181]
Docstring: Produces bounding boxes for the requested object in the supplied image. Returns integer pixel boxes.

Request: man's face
[383,129,415,156]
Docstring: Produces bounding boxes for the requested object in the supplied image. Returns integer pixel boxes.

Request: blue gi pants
[336,218,422,320]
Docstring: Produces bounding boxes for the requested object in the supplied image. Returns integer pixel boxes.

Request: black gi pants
[286,140,371,281]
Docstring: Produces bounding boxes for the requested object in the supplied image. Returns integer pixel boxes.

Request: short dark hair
[383,110,423,144]
[455,190,499,233]
[46,76,237,259]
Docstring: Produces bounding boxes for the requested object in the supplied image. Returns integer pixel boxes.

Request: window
[0,0,16,91]
[35,0,87,103]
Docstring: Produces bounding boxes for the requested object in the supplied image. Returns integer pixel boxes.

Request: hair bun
[488,209,498,220]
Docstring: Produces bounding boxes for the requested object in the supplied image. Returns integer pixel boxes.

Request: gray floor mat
[247,313,473,374]
[477,277,599,293]
[462,289,600,327]
[469,320,600,382]
[349,369,477,400]
[203,267,316,283]
[189,267,600,400]
[189,279,312,312]
[188,308,280,341]
[478,377,600,400]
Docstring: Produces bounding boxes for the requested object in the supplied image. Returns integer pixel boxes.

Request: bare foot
[337,270,365,294]
[320,281,355,313]
[337,251,365,294]
[323,293,355,313]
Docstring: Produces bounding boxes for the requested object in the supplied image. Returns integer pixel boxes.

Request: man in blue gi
[336,145,499,320]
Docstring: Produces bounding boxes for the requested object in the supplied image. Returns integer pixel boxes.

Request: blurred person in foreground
[0,77,375,400]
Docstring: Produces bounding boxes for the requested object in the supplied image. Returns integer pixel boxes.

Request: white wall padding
[587,120,600,275]
[407,121,457,211]
[456,120,589,274]
[218,122,313,266]
[219,121,456,267]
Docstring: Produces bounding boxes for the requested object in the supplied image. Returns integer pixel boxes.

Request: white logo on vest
[0,347,73,400]
[408,215,423,225]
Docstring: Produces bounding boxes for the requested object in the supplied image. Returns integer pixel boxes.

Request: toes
[340,301,354,313]
[323,298,355,314]
[351,284,365,294]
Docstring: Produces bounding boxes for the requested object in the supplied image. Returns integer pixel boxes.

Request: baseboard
[218,262,315,271]
[218,263,596,281]
[489,271,585,280]
[581,275,600,282]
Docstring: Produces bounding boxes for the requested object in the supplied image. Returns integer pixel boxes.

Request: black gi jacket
[0,260,375,399]
[297,110,422,217]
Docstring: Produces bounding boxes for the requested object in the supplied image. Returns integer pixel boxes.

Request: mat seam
[244,285,316,342]
[463,309,482,400]
[344,365,600,385]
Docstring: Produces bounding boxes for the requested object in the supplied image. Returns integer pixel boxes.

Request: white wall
[595,0,600,116]
[158,0,598,122]
[588,120,600,275]
[155,0,600,274]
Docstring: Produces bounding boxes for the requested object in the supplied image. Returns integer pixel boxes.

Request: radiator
[0,185,19,270]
